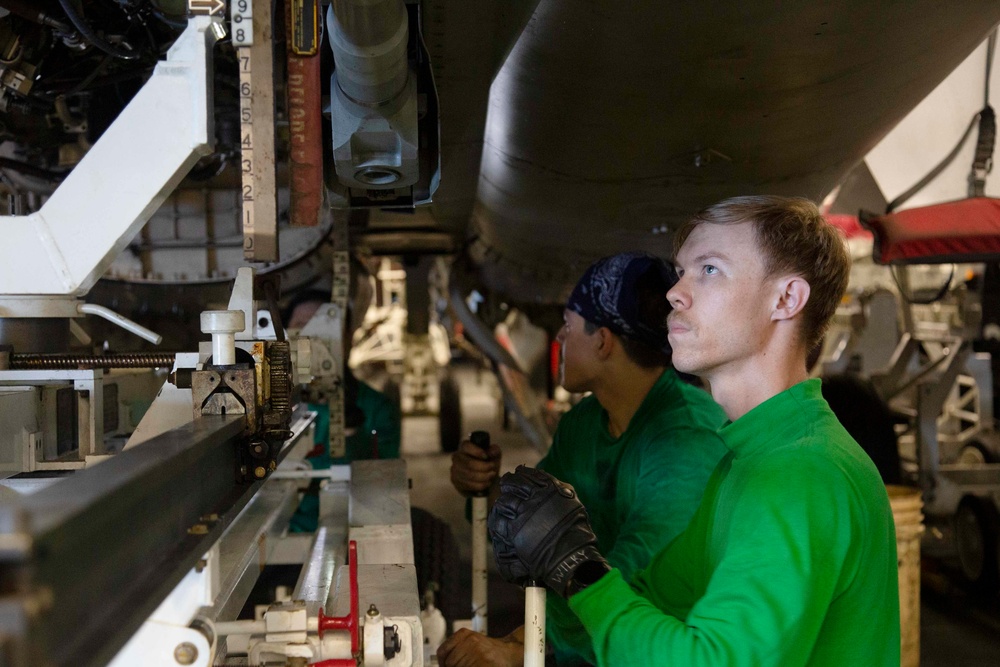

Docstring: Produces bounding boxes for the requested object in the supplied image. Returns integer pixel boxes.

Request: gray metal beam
[0,411,309,666]
[203,478,303,625]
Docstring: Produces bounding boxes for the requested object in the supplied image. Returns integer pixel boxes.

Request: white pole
[470,430,492,634]
[524,584,546,667]
[471,494,488,634]
[78,303,162,345]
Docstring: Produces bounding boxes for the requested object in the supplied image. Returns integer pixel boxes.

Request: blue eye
[704,265,718,275]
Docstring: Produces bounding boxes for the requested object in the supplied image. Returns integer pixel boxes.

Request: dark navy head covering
[566,252,675,353]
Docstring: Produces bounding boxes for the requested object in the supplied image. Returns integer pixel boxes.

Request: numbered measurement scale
[328,219,351,459]
[231,0,278,262]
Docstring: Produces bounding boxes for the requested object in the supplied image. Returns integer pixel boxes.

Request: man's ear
[771,276,810,322]
[595,327,615,360]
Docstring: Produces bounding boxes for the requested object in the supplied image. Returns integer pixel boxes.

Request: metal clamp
[315,540,360,666]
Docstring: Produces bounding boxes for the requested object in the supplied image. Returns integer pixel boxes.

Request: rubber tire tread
[955,496,1000,594]
[411,506,464,627]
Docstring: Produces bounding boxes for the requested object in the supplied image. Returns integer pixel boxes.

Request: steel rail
[0,409,308,666]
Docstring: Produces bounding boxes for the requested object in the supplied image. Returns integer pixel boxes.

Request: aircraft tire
[954,496,1000,593]
[411,506,463,628]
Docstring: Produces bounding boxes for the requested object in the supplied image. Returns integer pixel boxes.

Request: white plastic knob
[201,310,245,366]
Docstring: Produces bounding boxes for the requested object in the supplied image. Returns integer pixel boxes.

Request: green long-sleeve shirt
[290,380,401,532]
[306,380,401,467]
[539,369,728,665]
[570,379,900,667]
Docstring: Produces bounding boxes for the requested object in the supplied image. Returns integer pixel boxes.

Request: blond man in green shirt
[490,196,900,666]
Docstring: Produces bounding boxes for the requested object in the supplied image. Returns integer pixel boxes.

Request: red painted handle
[311,540,359,666]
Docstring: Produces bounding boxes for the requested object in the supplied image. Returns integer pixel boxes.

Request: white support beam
[866,35,1000,209]
[0,17,221,296]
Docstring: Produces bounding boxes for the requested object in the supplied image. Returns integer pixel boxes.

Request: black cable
[968,30,997,197]
[970,106,996,197]
[984,32,996,109]
[886,113,979,213]
[0,0,73,33]
[67,53,113,95]
[890,264,955,305]
[149,5,187,30]
[37,65,153,98]
[28,46,109,97]
[57,0,139,61]
[887,29,998,211]
[0,157,68,181]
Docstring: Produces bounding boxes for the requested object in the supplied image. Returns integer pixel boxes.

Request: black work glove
[488,466,610,598]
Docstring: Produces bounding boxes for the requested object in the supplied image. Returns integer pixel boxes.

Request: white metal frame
[0,16,221,296]
[0,369,105,471]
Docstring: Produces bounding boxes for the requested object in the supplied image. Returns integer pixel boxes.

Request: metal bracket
[0,17,222,295]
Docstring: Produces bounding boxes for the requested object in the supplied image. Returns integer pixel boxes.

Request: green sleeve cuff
[568,567,627,627]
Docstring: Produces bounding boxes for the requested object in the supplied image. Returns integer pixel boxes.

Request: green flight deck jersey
[305,381,401,467]
[539,369,728,665]
[570,379,900,667]
[290,380,401,532]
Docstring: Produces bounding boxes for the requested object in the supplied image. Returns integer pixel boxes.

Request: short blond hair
[673,196,850,349]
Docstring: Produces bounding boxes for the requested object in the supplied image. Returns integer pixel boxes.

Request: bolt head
[254,466,266,479]
[174,642,198,665]
[201,310,245,335]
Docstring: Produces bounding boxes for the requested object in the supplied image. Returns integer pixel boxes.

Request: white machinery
[0,1,998,664]
[0,6,433,665]
[348,258,452,411]
[0,263,428,665]
[815,31,1000,590]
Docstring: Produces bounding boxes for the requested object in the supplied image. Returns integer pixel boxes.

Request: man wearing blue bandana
[488,199,899,667]
[439,252,728,667]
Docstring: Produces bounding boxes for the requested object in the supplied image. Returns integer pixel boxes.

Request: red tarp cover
[862,197,1000,264]
[824,213,872,240]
